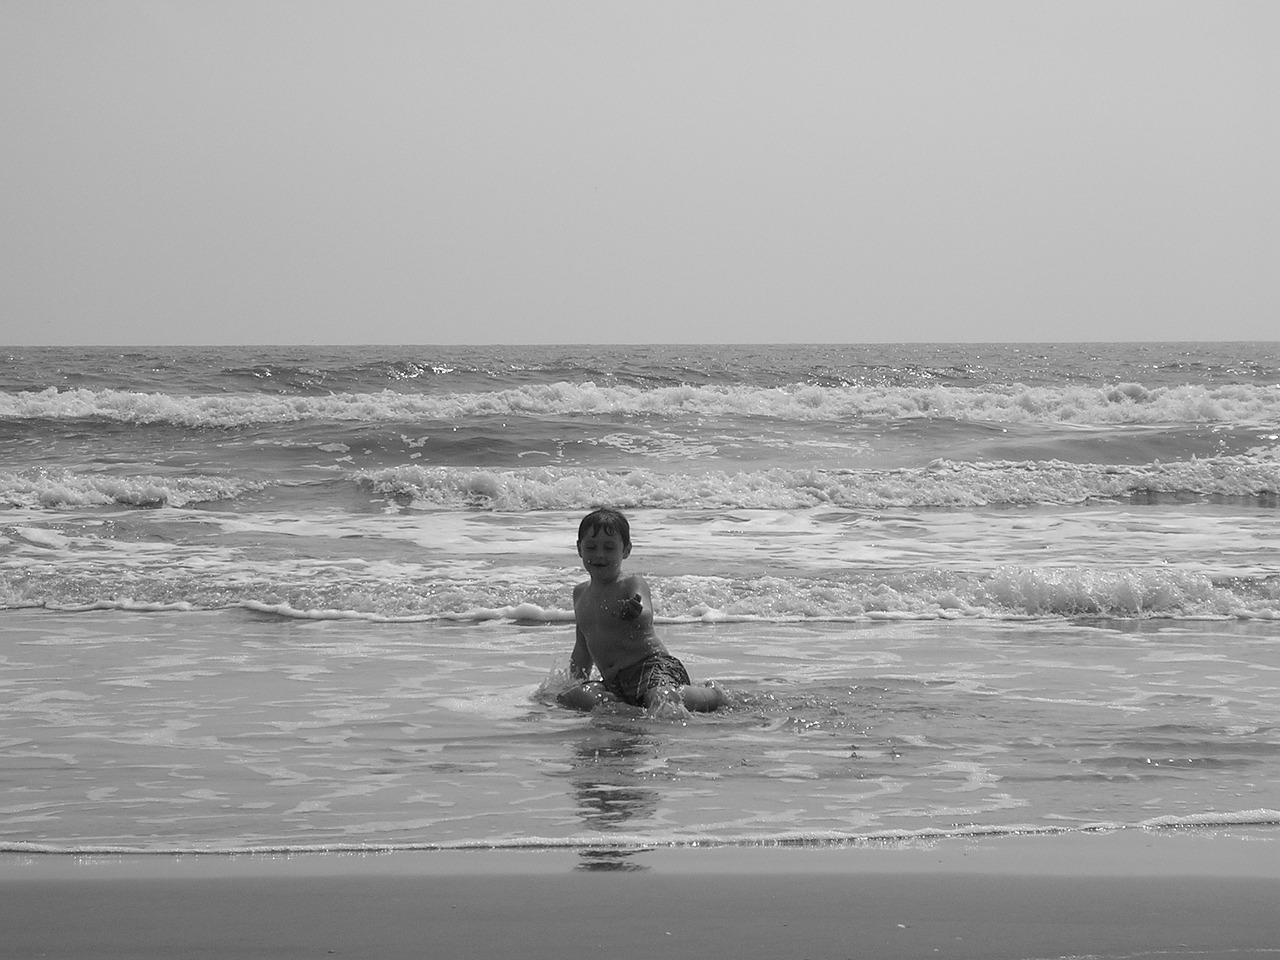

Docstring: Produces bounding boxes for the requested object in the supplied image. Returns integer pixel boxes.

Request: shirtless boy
[557,508,725,713]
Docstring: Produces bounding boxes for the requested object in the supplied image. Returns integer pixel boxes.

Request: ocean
[2,342,1279,859]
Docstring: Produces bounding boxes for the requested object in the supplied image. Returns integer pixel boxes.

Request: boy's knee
[558,682,609,711]
[682,682,727,712]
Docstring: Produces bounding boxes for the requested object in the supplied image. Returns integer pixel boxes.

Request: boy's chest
[574,585,648,640]
[574,591,625,632]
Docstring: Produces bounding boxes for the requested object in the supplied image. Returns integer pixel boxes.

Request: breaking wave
[5,380,1280,428]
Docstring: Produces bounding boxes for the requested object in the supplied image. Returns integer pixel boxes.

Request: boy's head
[577,507,631,549]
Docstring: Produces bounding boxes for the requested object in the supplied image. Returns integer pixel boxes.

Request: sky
[2,1,1276,346]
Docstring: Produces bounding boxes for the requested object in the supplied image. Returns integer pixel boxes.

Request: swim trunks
[601,652,691,707]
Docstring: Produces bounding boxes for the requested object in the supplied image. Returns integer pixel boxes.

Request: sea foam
[6,380,1280,427]
[360,456,1280,511]
[0,469,262,508]
[4,454,1277,512]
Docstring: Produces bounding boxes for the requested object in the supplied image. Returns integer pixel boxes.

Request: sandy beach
[4,829,1278,959]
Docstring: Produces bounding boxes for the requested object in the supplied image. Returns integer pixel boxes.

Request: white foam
[0,469,261,508]
[8,814,1280,857]
[359,455,1280,511]
[6,380,1280,428]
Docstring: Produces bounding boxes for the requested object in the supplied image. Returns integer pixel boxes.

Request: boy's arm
[617,574,652,621]
[568,582,593,681]
[569,625,593,681]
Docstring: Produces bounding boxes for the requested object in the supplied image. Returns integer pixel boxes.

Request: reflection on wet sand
[562,724,662,871]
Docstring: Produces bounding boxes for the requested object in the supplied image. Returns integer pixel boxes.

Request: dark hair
[577,507,631,547]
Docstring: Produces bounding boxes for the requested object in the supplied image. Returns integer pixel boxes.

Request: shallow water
[4,609,1277,853]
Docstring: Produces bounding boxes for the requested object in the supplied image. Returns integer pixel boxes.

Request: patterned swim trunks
[601,652,691,707]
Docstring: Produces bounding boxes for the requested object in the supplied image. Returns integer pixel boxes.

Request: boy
[558,507,726,713]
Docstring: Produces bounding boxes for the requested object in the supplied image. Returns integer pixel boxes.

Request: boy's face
[577,527,630,583]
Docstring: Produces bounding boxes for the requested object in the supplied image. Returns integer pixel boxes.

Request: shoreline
[4,830,1278,959]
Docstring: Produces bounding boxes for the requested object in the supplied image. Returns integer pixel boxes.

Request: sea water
[1,343,1278,855]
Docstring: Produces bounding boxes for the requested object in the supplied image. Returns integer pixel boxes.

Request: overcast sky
[2,1,1276,346]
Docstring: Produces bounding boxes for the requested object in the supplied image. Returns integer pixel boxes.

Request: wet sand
[3,829,1278,959]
